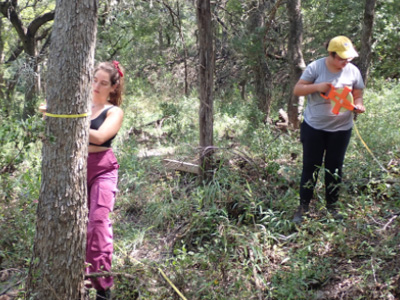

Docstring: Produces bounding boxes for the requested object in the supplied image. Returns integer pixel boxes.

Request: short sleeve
[352,67,365,90]
[301,59,322,83]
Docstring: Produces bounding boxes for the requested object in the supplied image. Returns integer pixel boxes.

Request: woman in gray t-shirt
[292,36,366,224]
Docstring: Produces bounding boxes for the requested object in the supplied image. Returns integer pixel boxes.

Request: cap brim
[337,48,359,59]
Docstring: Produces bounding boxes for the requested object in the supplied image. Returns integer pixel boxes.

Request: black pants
[300,121,352,206]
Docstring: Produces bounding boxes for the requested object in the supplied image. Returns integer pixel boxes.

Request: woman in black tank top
[86,61,125,300]
[89,106,116,147]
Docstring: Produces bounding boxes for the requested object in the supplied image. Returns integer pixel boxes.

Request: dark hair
[94,61,125,106]
[325,40,330,50]
[325,40,336,57]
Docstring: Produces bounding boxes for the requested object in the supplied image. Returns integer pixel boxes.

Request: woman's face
[332,54,353,70]
[92,69,115,101]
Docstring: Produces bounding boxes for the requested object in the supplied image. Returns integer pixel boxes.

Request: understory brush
[0,81,399,299]
[111,81,400,299]
[0,115,43,270]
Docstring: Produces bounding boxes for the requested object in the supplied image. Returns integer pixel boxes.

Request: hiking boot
[327,204,343,220]
[96,289,111,300]
[292,203,309,224]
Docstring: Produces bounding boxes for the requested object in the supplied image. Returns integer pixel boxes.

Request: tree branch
[5,44,24,63]
[28,11,55,36]
[0,1,27,41]
[1,1,54,56]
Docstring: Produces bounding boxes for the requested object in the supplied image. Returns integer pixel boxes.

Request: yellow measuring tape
[131,258,188,300]
[45,112,90,118]
[354,123,389,173]
[158,268,188,300]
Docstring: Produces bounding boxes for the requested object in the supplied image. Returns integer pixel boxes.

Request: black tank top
[89,106,116,147]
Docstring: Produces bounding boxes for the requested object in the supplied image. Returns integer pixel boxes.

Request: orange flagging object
[320,84,356,115]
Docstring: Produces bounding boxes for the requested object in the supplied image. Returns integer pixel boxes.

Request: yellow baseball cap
[327,36,358,59]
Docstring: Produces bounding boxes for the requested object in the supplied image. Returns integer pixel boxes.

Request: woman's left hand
[352,89,365,114]
[354,104,366,114]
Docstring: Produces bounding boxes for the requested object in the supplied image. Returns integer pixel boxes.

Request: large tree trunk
[26,0,98,299]
[197,0,214,179]
[359,0,377,85]
[287,0,305,129]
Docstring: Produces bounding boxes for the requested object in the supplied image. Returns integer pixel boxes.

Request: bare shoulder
[107,106,124,117]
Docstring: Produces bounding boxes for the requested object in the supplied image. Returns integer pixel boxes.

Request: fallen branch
[379,214,398,232]
[163,159,199,174]
[276,108,288,128]
[142,116,170,128]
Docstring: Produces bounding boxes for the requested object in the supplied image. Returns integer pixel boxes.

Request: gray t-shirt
[301,57,365,131]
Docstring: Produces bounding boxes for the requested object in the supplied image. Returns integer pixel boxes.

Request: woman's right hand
[294,80,331,96]
[316,82,331,94]
[39,103,47,113]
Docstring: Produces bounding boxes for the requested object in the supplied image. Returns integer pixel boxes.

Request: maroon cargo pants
[86,149,119,291]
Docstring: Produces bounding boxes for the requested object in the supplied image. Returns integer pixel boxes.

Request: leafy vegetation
[4,78,399,299]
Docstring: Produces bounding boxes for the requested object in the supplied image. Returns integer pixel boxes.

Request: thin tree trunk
[0,17,6,115]
[5,73,19,114]
[287,0,305,129]
[359,0,377,85]
[176,1,189,96]
[26,0,98,299]
[248,0,272,122]
[162,1,189,96]
[22,56,38,119]
[197,0,214,179]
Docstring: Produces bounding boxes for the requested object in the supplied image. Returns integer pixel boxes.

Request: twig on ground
[379,214,398,232]
[0,278,24,297]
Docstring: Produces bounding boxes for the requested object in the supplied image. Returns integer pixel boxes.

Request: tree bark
[197,0,214,179]
[25,0,98,299]
[287,0,305,129]
[359,0,377,85]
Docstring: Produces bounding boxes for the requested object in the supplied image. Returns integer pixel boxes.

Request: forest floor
[105,119,400,300]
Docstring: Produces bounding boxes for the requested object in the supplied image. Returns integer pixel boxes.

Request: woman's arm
[293,79,331,96]
[352,88,365,114]
[89,107,124,145]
